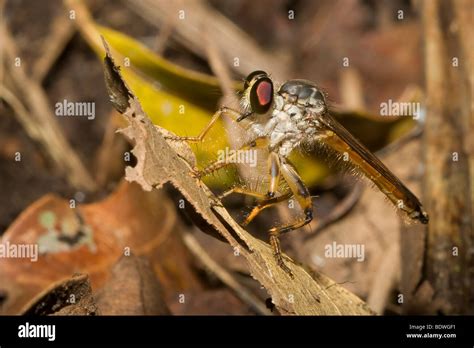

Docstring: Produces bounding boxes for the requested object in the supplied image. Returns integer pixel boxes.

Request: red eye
[256,80,273,106]
[249,76,273,114]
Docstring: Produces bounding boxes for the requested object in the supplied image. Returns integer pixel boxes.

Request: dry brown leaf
[103,39,373,315]
[0,181,202,314]
[95,255,170,315]
[169,289,256,315]
[21,273,99,316]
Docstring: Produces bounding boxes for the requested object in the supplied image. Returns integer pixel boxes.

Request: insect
[167,70,429,277]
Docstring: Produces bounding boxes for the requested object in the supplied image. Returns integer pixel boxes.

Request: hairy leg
[164,106,251,142]
[267,160,314,277]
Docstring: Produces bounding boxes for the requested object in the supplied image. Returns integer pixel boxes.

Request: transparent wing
[315,111,428,224]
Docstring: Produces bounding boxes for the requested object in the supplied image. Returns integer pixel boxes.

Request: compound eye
[256,80,272,106]
[314,90,325,101]
[244,70,268,90]
[250,78,273,114]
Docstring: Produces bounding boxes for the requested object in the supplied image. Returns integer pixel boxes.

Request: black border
[0,315,472,345]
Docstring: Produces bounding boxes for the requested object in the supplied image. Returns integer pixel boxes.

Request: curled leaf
[21,274,99,316]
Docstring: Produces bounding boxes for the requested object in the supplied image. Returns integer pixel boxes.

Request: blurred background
[0,0,471,315]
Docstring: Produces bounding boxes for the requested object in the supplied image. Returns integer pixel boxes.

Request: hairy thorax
[249,80,328,158]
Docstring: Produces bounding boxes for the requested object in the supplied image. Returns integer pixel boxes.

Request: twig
[0,0,5,108]
[300,0,348,54]
[31,11,76,82]
[182,229,270,316]
[153,19,174,56]
[204,36,237,105]
[123,0,290,80]
[416,0,473,314]
[339,68,365,111]
[375,125,423,158]
[0,22,96,191]
[304,182,364,240]
[204,32,254,177]
[94,111,128,186]
[0,85,42,140]
[367,243,400,314]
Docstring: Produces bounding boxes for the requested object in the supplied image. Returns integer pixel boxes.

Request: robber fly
[167,71,429,276]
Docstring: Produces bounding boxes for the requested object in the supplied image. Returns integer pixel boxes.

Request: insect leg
[269,233,293,277]
[267,160,314,277]
[164,107,251,142]
[194,135,268,178]
[193,159,234,178]
[241,153,289,226]
[217,187,268,200]
[271,160,314,234]
[267,152,280,198]
[241,192,293,226]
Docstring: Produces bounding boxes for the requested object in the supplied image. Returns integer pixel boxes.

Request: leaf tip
[101,37,134,113]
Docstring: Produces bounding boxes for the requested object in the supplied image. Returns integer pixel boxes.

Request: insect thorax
[247,80,327,158]
[250,95,320,158]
